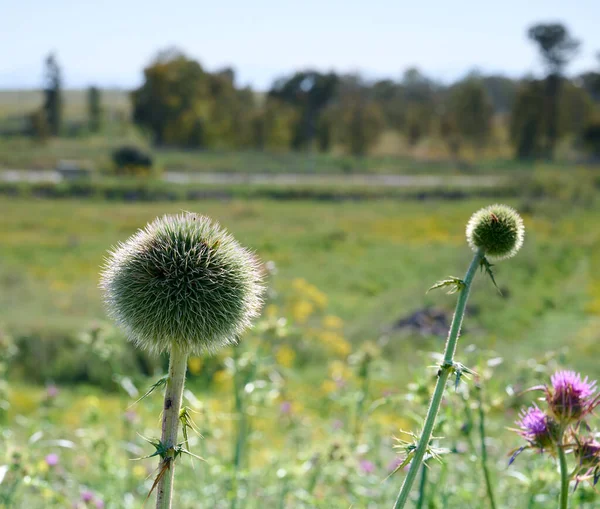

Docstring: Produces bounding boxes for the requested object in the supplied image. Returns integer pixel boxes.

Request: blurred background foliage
[1,23,599,173]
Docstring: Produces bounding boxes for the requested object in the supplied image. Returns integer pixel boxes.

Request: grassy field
[2,189,600,507]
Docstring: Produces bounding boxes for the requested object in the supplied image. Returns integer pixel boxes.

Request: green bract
[466,204,525,260]
[100,213,264,354]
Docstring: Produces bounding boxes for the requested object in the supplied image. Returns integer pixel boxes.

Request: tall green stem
[394,250,483,508]
[476,385,497,509]
[557,440,569,509]
[156,342,188,509]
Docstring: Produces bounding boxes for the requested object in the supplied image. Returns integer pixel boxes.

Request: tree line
[33,23,600,160]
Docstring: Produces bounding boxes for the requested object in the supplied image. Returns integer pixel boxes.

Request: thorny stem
[476,385,497,509]
[558,438,569,509]
[394,250,483,508]
[155,342,188,509]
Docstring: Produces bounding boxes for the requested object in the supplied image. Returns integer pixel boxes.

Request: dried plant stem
[394,250,483,508]
[156,342,188,509]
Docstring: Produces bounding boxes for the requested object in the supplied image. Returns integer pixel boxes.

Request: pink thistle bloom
[81,491,94,502]
[359,459,375,474]
[45,453,59,467]
[46,384,59,399]
[331,419,343,431]
[515,406,556,450]
[548,370,598,423]
[387,456,403,473]
[123,410,138,423]
[279,401,292,415]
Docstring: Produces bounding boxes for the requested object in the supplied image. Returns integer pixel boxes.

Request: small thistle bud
[100,213,264,354]
[466,204,524,260]
[574,437,600,472]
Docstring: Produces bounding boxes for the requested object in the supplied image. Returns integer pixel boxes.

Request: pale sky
[1,0,599,90]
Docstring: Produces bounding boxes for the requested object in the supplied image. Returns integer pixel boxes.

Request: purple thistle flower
[123,409,138,424]
[548,370,597,423]
[45,453,59,467]
[94,499,104,509]
[81,491,94,502]
[280,401,292,415]
[46,384,59,399]
[359,459,375,474]
[515,406,556,450]
[387,456,404,473]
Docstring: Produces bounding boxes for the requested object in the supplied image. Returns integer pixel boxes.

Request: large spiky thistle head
[466,204,524,261]
[100,213,264,354]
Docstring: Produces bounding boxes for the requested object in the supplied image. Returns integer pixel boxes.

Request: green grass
[2,190,600,507]
[0,89,130,119]
[0,134,556,174]
[2,196,599,368]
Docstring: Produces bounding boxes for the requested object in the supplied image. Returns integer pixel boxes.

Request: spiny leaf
[132,435,171,461]
[386,430,448,481]
[128,376,168,408]
[479,257,502,295]
[179,406,203,465]
[427,277,465,295]
[450,362,477,390]
[174,445,205,462]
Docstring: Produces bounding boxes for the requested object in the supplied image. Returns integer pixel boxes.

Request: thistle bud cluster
[511,370,600,488]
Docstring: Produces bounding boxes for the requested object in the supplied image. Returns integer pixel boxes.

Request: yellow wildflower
[321,379,338,394]
[188,356,203,375]
[291,300,314,323]
[275,345,296,368]
[323,315,343,329]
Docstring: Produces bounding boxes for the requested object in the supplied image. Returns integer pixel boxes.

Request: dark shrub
[112,146,153,176]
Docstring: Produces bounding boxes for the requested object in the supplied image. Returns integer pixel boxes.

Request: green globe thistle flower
[466,204,524,260]
[100,213,264,354]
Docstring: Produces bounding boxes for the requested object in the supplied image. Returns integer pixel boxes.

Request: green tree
[528,23,580,159]
[401,68,437,145]
[43,53,63,136]
[578,52,600,102]
[132,51,257,149]
[87,86,102,133]
[558,81,594,141]
[449,79,493,151]
[582,122,600,158]
[371,79,405,131]
[331,78,385,156]
[510,80,545,159]
[481,75,517,113]
[28,109,50,143]
[268,71,338,150]
[249,99,297,150]
[132,49,210,146]
[438,109,461,159]
[404,103,430,147]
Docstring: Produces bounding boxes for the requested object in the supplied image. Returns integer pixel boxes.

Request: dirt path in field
[1,169,505,188]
